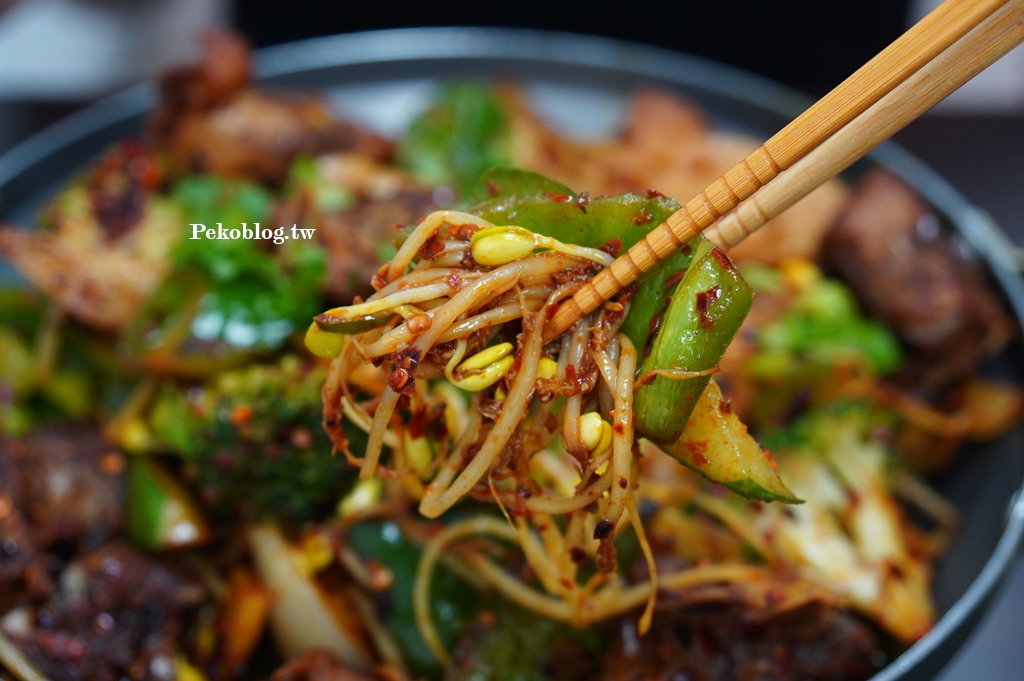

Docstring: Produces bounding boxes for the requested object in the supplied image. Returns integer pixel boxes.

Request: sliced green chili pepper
[659,380,800,503]
[314,309,395,335]
[467,170,680,253]
[126,457,211,551]
[633,238,753,444]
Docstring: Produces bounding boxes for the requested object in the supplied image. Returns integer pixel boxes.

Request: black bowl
[1,27,1022,681]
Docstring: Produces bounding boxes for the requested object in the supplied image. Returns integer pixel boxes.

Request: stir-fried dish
[0,30,1022,681]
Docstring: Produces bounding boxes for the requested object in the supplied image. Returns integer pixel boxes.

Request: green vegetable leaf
[398,81,510,198]
[347,520,477,679]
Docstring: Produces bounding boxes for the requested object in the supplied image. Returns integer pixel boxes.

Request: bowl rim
[1,25,1022,681]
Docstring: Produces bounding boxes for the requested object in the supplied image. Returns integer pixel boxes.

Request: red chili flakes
[760,445,779,471]
[600,237,622,257]
[545,192,572,203]
[712,247,735,270]
[230,404,254,426]
[612,423,626,436]
[418,233,445,260]
[405,314,432,335]
[695,285,722,329]
[460,248,476,268]
[718,398,733,414]
[366,560,394,591]
[633,207,653,225]
[886,561,906,580]
[686,440,709,466]
[487,179,500,196]
[99,451,126,476]
[371,263,389,290]
[565,364,577,385]
[646,188,666,199]
[664,269,687,291]
[447,269,463,291]
[394,347,422,371]
[386,368,410,392]
[290,427,314,449]
[846,488,861,507]
[575,191,591,213]
[448,223,480,241]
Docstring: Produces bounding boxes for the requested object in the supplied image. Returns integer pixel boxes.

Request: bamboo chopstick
[705,0,1024,254]
[542,0,1015,342]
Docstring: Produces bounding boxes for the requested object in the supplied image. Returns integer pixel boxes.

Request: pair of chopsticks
[543,0,1024,342]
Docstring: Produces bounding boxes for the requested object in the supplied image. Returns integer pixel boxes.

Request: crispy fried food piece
[0,142,180,332]
[825,170,1015,387]
[503,87,847,263]
[150,30,392,184]
[8,542,204,681]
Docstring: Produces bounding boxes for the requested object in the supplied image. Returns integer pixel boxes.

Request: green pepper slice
[658,380,800,503]
[126,457,211,551]
[314,310,395,334]
[633,238,753,443]
[466,168,681,252]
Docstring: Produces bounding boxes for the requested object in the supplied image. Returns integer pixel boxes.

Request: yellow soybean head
[458,342,513,371]
[337,477,384,519]
[175,656,209,681]
[779,257,822,290]
[579,412,613,454]
[537,357,558,380]
[470,226,538,266]
[305,321,345,359]
[453,355,515,392]
[403,432,434,476]
[299,533,335,574]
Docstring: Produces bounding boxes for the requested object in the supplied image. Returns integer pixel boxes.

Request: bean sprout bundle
[313,210,688,660]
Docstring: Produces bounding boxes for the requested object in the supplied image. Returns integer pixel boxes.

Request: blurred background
[0,1,1021,679]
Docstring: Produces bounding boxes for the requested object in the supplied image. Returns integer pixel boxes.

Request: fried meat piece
[599,602,877,681]
[7,542,204,681]
[0,142,179,332]
[0,425,125,554]
[150,30,392,184]
[825,170,1015,386]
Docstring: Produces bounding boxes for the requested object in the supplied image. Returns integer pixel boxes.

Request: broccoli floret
[151,355,359,523]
